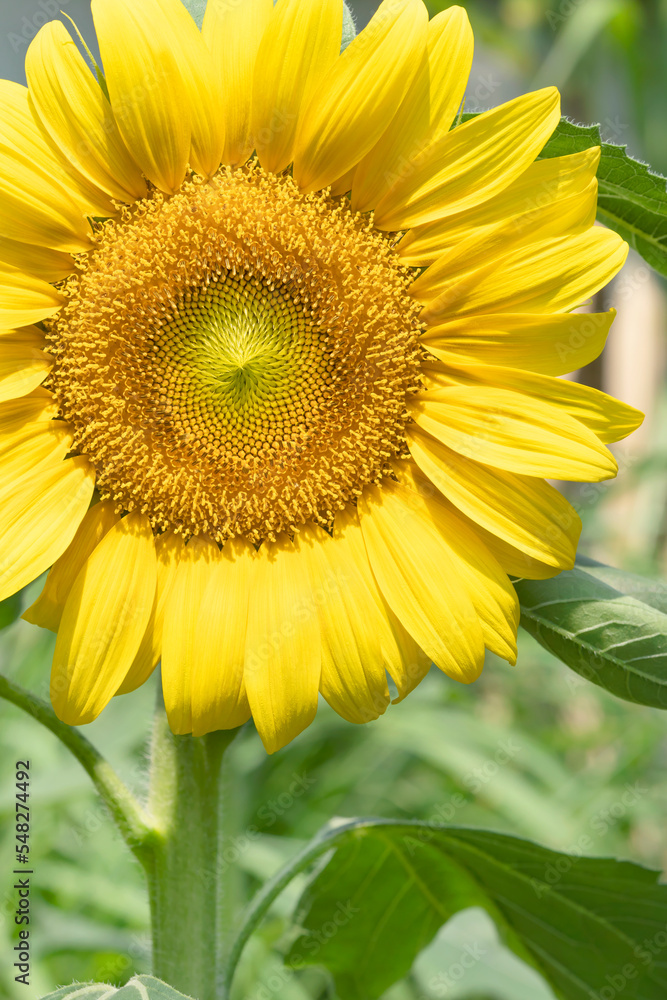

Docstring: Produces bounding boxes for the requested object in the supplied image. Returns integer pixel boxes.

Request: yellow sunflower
[1,0,641,752]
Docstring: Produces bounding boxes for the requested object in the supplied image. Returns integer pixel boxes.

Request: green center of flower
[179,282,296,404]
[158,269,331,445]
[47,167,424,542]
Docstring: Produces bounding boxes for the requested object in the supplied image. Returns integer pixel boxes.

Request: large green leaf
[287,820,667,1000]
[39,976,193,1000]
[460,115,667,277]
[515,565,667,707]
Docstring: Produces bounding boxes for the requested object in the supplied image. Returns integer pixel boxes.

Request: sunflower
[1,0,640,752]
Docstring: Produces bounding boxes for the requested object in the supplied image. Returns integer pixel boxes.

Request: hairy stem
[144,692,242,1000]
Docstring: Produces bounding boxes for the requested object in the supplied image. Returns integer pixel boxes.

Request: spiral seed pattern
[47,166,424,541]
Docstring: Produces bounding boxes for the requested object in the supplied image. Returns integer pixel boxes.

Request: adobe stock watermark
[402,738,523,856]
[588,924,667,999]
[198,771,316,889]
[426,940,488,996]
[553,262,652,370]
[93,932,149,986]
[248,899,360,1000]
[530,781,649,897]
[8,0,73,54]
[546,0,586,31]
[378,69,502,197]
[463,738,522,795]
[69,757,148,849]
[467,73,503,108]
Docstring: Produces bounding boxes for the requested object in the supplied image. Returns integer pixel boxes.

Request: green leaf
[515,566,667,707]
[540,119,667,276]
[39,976,194,1000]
[460,114,667,277]
[575,555,667,614]
[0,591,21,631]
[114,978,194,1000]
[287,820,667,1000]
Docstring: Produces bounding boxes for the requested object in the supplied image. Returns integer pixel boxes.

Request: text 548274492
[13,760,31,986]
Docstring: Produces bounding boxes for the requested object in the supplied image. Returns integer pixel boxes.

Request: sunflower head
[1,0,641,752]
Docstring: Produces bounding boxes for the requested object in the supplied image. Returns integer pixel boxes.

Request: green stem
[0,673,152,861]
[144,693,242,1000]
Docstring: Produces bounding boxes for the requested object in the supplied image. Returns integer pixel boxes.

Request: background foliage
[1,0,666,998]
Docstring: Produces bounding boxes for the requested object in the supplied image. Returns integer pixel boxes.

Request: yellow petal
[0,387,58,429]
[0,415,64,456]
[0,456,94,603]
[0,331,53,402]
[358,481,485,683]
[0,78,113,218]
[411,180,599,303]
[391,461,519,662]
[0,267,64,329]
[473,521,571,580]
[244,534,321,754]
[24,500,120,632]
[190,537,255,736]
[421,227,628,323]
[405,426,580,569]
[0,237,74,283]
[0,422,72,494]
[333,505,431,702]
[0,144,92,252]
[384,615,432,701]
[250,0,341,175]
[373,87,561,231]
[0,327,45,346]
[398,147,600,265]
[330,166,357,197]
[202,0,272,167]
[298,523,390,725]
[151,0,225,178]
[428,361,644,443]
[352,6,473,213]
[116,530,185,696]
[202,0,273,166]
[51,512,157,726]
[423,310,616,377]
[409,386,618,481]
[26,21,147,202]
[293,0,427,193]
[91,0,191,193]
[161,535,219,734]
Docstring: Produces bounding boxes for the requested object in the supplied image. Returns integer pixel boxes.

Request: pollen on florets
[46,165,424,542]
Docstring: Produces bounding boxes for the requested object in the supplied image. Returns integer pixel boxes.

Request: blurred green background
[1,0,666,998]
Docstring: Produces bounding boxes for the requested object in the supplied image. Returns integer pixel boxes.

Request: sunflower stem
[0,672,153,861]
[143,690,243,1000]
